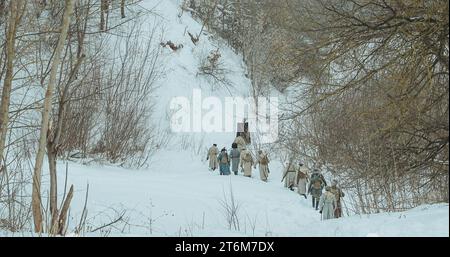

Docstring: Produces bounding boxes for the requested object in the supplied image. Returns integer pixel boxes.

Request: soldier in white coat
[240,147,254,177]
[233,132,247,152]
[296,162,310,199]
[206,144,219,171]
[255,150,270,182]
[282,160,297,191]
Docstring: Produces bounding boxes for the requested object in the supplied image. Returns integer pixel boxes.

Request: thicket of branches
[190,0,449,213]
[0,0,163,234]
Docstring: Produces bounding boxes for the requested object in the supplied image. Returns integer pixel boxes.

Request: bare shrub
[91,23,164,168]
[219,182,241,231]
[0,147,33,232]
[179,134,205,156]
[197,49,234,94]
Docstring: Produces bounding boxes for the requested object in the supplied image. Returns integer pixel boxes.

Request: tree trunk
[100,0,108,31]
[121,0,125,18]
[32,0,75,233]
[0,0,23,171]
[100,0,105,30]
[47,133,59,234]
[57,185,74,235]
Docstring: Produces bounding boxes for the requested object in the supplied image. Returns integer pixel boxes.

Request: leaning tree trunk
[0,0,23,171]
[57,185,74,235]
[32,0,75,233]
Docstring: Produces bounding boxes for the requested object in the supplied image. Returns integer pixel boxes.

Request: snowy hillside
[139,0,253,153]
[0,0,447,237]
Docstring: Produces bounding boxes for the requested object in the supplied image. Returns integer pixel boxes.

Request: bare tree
[0,0,25,172]
[31,0,75,233]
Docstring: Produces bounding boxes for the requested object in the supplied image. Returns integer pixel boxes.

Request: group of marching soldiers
[282,161,345,220]
[206,121,345,221]
[206,130,270,182]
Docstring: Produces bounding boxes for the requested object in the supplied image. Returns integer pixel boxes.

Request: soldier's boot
[312,197,315,208]
[315,199,319,210]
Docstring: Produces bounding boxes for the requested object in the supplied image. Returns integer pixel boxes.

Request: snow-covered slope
[139,0,253,155]
[1,0,447,237]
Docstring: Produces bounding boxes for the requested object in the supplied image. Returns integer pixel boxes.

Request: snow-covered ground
[53,155,450,237]
[1,151,448,237]
[1,0,448,237]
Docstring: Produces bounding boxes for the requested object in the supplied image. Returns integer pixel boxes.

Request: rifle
[280,162,288,182]
[307,181,313,195]
[281,171,287,182]
[281,168,294,182]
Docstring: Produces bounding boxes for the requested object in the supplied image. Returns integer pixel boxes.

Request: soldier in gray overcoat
[319,186,337,220]
[229,143,241,175]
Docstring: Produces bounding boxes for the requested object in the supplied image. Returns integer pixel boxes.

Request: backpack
[311,174,323,190]
[296,171,307,184]
[243,151,252,162]
[221,153,229,164]
[260,154,269,165]
[325,192,336,207]
[330,187,341,201]
[298,171,307,179]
